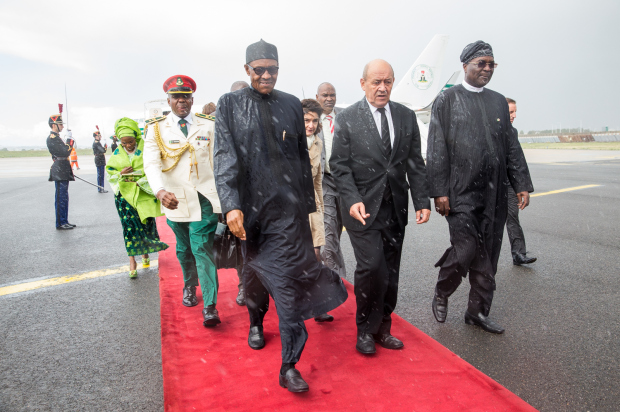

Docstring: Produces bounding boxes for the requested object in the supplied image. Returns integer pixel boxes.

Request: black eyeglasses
[247,65,279,76]
[470,60,498,69]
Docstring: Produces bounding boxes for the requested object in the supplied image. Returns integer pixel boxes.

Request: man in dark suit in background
[330,59,431,354]
[315,82,346,323]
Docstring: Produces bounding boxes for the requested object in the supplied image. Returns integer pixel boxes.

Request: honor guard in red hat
[143,74,222,326]
[46,105,76,230]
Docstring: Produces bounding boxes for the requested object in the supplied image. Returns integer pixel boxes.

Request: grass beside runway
[0,149,95,158]
[521,141,620,150]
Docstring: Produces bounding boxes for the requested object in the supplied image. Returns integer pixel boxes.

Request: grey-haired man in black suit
[330,59,431,354]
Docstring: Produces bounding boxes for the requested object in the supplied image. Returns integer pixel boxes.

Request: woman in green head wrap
[107,117,168,278]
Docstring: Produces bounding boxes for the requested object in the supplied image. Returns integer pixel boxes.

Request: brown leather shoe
[373,333,404,349]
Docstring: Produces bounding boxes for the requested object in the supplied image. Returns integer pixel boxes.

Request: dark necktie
[377,107,391,158]
[178,118,188,137]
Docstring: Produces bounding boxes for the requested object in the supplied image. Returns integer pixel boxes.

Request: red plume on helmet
[58,104,63,114]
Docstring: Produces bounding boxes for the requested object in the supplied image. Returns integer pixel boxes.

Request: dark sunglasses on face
[247,65,279,76]
[470,60,498,69]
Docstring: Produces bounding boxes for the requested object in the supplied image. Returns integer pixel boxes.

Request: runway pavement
[1,151,618,411]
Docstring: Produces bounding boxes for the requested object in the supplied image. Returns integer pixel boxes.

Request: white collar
[462,79,483,93]
[170,112,193,125]
[366,98,391,115]
[321,110,336,120]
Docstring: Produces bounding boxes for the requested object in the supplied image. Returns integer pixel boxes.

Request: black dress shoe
[56,224,74,230]
[248,326,265,350]
[182,286,198,307]
[279,368,309,393]
[314,313,334,322]
[236,287,246,306]
[99,190,108,193]
[513,253,537,265]
[464,311,505,334]
[356,333,376,354]
[373,333,404,349]
[66,223,77,228]
[432,294,448,323]
[202,305,221,327]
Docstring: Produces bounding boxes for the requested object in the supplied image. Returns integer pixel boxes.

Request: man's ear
[360,78,366,91]
[244,64,251,76]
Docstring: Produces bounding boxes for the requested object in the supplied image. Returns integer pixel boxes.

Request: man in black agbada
[427,41,534,334]
[214,39,348,393]
[47,113,75,230]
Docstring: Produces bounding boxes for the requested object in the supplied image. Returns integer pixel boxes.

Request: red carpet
[157,217,536,411]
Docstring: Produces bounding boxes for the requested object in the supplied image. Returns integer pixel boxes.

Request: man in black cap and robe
[427,40,534,334]
[214,39,348,393]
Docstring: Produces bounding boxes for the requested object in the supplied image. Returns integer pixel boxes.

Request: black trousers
[347,196,404,335]
[242,266,308,364]
[435,248,495,316]
[506,185,526,258]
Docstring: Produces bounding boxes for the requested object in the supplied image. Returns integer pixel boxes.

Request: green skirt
[114,194,169,256]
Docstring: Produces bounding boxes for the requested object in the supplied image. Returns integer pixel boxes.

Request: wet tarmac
[1,152,618,411]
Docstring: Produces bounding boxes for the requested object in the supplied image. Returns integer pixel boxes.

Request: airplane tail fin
[391,34,450,110]
[419,70,461,111]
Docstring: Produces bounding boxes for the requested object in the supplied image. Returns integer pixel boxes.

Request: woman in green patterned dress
[106,117,168,278]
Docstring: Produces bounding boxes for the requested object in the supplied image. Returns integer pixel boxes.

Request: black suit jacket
[330,98,430,231]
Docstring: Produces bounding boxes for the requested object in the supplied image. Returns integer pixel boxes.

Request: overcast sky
[1,0,618,147]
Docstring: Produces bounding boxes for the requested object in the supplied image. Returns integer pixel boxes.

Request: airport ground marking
[0,261,158,297]
[531,184,601,198]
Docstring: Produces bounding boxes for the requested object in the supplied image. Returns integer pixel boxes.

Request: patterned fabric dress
[114,194,168,256]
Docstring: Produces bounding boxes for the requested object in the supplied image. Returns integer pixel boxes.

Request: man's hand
[226,209,246,240]
[350,202,370,225]
[416,209,431,224]
[121,167,133,175]
[434,196,450,216]
[157,190,179,210]
[516,191,530,210]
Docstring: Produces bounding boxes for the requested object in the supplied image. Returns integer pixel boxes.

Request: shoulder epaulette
[196,113,215,121]
[49,133,56,138]
[145,115,167,125]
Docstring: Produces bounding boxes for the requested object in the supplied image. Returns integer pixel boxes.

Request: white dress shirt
[366,98,395,146]
[462,79,483,93]
[169,112,193,132]
[321,112,335,173]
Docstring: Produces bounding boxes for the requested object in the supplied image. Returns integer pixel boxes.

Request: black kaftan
[214,87,347,324]
[427,84,534,278]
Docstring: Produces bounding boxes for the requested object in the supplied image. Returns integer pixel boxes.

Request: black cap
[460,40,493,64]
[246,39,278,64]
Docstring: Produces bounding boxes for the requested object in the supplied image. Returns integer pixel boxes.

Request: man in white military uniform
[144,74,223,326]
